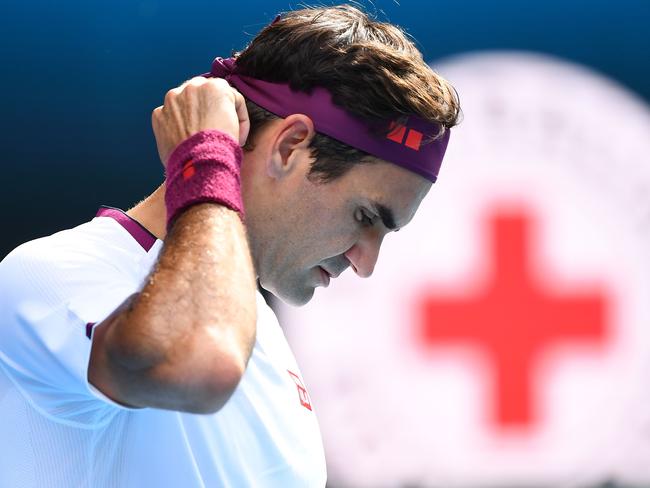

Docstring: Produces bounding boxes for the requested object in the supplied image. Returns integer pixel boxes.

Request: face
[246,152,432,306]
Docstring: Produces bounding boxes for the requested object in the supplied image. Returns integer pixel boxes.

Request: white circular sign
[277,52,650,487]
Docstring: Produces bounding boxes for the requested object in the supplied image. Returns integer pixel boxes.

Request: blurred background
[2,0,649,486]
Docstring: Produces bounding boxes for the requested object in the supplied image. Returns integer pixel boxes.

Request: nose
[344,233,384,278]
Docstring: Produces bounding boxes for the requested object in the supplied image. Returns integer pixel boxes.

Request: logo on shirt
[287,370,312,411]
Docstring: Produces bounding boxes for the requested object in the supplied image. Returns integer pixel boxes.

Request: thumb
[232,89,250,147]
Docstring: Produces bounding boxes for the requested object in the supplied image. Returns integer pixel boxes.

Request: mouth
[318,266,331,288]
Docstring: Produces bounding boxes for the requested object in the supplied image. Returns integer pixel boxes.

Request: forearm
[100,203,257,410]
[88,76,257,412]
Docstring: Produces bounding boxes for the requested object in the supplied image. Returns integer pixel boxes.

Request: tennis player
[0,5,460,487]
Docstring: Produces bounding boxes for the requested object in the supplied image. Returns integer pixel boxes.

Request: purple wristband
[165,130,244,230]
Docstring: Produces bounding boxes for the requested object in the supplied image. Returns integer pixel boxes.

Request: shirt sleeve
[0,234,148,427]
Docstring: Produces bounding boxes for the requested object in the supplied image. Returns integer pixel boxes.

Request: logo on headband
[386,121,423,151]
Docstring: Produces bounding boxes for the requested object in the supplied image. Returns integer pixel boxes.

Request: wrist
[164,130,244,230]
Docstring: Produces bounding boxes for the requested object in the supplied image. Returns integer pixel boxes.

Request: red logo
[288,370,312,411]
[387,122,423,151]
[182,159,196,180]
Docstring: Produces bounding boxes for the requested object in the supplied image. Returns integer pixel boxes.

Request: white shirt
[0,206,327,487]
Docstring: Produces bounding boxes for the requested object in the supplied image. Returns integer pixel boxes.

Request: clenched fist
[151,77,250,168]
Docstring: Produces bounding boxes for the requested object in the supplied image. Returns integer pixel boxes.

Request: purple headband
[201,57,450,183]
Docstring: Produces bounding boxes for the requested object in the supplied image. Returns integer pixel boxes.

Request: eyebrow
[373,203,399,231]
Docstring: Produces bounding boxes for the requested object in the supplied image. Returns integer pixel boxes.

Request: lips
[322,264,346,278]
[318,266,331,287]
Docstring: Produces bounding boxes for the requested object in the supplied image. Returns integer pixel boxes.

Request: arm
[88,78,257,414]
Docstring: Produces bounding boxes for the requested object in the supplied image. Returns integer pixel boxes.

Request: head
[234,5,461,305]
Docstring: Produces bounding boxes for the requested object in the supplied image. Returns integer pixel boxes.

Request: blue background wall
[1,0,648,258]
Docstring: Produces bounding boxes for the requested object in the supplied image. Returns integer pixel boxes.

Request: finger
[232,89,250,147]
[163,88,179,106]
[178,76,208,91]
[185,76,209,87]
[151,106,162,131]
[165,77,206,103]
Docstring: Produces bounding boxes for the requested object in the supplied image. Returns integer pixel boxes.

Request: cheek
[284,188,358,260]
[310,215,359,259]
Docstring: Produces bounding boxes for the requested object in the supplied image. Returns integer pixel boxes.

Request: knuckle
[178,77,206,94]
[188,76,207,85]
[184,77,204,90]
[207,78,230,92]
[163,89,176,105]
[151,107,162,126]
[182,82,197,94]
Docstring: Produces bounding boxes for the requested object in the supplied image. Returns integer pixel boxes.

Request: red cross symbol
[418,209,610,430]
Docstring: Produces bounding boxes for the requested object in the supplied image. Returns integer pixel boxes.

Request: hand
[151,77,250,168]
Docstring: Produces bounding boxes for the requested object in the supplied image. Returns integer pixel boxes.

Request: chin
[259,269,318,307]
[278,287,315,307]
[264,281,315,307]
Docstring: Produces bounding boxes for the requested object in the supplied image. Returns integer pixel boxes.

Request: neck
[126,183,167,240]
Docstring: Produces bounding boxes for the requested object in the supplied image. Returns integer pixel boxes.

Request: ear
[267,114,316,179]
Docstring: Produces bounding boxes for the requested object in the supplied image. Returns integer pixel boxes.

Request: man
[0,5,460,487]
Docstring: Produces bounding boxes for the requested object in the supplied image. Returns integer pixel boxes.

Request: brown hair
[234,4,461,183]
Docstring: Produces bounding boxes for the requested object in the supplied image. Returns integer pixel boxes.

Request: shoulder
[0,216,143,308]
[0,217,149,423]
